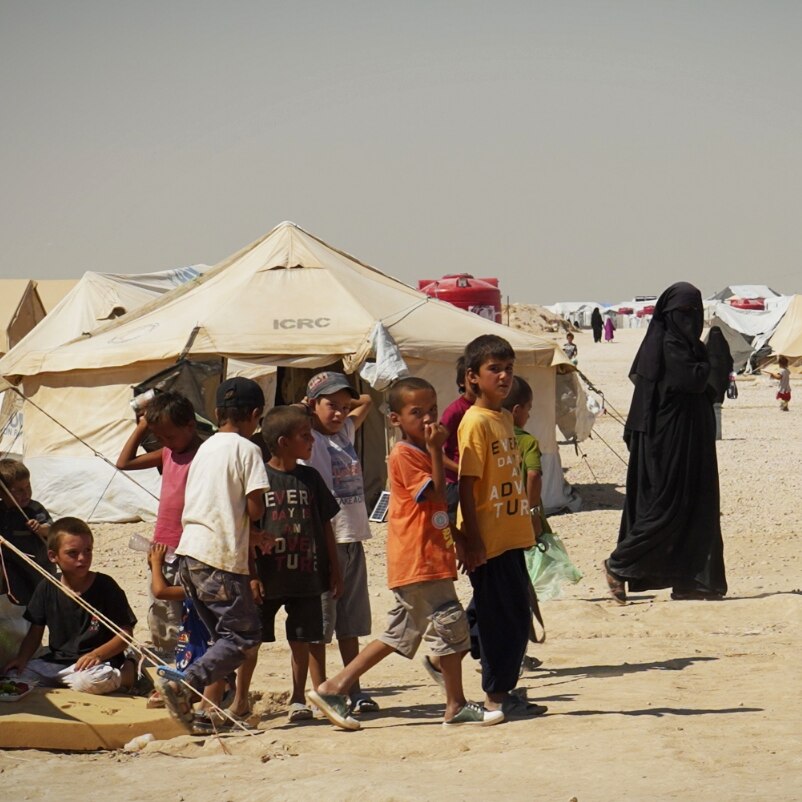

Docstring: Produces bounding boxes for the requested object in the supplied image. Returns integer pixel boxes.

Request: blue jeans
[177,556,261,691]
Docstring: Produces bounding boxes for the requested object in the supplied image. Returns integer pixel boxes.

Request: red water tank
[417,274,502,323]
[728,297,765,311]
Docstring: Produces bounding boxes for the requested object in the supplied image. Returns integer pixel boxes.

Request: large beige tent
[766,294,802,367]
[0,267,206,469]
[0,222,576,522]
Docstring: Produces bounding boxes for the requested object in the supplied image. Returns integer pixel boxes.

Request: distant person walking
[603,282,727,602]
[706,326,734,440]
[591,308,603,343]
[769,356,791,412]
[603,314,616,343]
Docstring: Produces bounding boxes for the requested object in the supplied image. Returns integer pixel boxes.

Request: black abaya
[608,283,727,595]
[591,308,603,343]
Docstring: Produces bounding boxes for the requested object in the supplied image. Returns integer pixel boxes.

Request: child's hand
[25,519,42,535]
[2,656,26,675]
[250,527,276,554]
[74,652,102,671]
[330,569,344,600]
[461,535,487,574]
[424,422,448,451]
[147,543,167,569]
[250,578,264,605]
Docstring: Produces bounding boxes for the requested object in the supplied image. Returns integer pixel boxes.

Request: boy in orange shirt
[307,377,503,730]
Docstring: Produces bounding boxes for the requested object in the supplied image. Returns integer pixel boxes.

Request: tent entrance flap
[132,358,223,452]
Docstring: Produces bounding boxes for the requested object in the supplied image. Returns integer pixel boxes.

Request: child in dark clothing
[0,459,56,607]
[256,405,342,722]
[3,517,136,694]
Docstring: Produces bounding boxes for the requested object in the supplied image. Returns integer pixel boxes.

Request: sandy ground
[2,327,800,801]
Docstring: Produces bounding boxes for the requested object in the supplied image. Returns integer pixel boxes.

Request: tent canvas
[1,222,577,522]
[765,294,802,367]
[0,267,206,468]
[709,284,782,301]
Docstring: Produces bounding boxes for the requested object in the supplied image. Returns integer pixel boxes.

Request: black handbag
[726,378,738,400]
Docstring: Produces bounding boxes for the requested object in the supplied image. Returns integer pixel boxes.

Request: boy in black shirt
[255,405,342,722]
[2,517,137,694]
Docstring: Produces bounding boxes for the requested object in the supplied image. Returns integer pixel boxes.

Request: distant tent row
[0,222,579,522]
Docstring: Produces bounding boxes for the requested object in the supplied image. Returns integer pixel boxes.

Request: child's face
[512,398,532,429]
[149,418,197,453]
[49,533,93,578]
[390,389,438,446]
[8,479,32,508]
[468,356,514,407]
[310,390,353,434]
[279,419,315,461]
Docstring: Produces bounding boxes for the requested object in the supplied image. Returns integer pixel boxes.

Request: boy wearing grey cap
[301,371,378,713]
[159,377,270,728]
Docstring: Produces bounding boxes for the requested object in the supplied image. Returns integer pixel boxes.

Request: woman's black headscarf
[706,325,734,403]
[626,282,706,433]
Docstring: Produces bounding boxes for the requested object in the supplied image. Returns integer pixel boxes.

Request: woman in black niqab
[706,326,734,440]
[604,282,727,601]
[591,307,603,343]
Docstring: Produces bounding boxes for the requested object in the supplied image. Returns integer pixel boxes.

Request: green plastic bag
[525,532,582,601]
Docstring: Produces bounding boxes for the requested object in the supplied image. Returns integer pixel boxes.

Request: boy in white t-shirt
[159,377,270,729]
[301,371,378,713]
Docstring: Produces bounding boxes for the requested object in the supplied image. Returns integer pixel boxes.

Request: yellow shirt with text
[456,406,535,559]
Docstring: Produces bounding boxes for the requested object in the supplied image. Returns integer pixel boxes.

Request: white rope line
[7,386,160,502]
[0,530,256,737]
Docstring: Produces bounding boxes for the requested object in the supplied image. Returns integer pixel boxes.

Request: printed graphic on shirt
[489,434,530,519]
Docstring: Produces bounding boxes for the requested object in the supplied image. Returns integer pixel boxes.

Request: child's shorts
[17,658,122,695]
[319,542,371,642]
[378,579,470,660]
[261,595,323,643]
[777,391,791,402]
[148,558,182,654]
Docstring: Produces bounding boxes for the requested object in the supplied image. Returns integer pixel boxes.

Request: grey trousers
[177,556,261,691]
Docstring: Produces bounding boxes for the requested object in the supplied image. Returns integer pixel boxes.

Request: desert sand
[1,327,800,801]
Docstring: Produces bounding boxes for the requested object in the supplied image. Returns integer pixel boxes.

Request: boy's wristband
[530,505,542,516]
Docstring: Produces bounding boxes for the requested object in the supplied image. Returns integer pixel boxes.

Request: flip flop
[287,702,314,723]
[443,702,505,728]
[156,673,196,729]
[350,693,380,714]
[421,655,446,690]
[603,560,627,604]
[192,710,235,734]
[306,689,361,731]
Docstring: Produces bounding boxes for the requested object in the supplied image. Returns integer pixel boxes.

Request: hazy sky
[2,1,800,304]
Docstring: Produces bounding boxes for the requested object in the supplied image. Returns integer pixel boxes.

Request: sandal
[443,702,504,728]
[603,560,627,604]
[350,693,380,714]
[287,702,314,723]
[306,689,361,731]
[156,667,196,730]
[192,710,235,734]
[421,655,446,690]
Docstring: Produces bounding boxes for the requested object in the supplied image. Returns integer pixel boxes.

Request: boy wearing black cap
[160,377,270,728]
[301,371,378,713]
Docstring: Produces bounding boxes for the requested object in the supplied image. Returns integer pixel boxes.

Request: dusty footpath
[2,327,800,801]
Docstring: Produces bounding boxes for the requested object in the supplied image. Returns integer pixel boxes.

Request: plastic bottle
[127,534,176,563]
[123,733,155,752]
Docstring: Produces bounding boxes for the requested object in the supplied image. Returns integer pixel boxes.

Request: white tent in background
[0,266,206,466]
[1,222,577,522]
[709,284,782,302]
[546,301,607,328]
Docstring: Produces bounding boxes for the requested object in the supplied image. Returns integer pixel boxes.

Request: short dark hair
[261,405,310,451]
[501,375,533,411]
[455,355,466,392]
[48,517,93,552]
[0,458,29,488]
[216,405,263,425]
[778,355,789,368]
[464,335,515,395]
[388,377,435,413]
[144,391,195,427]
